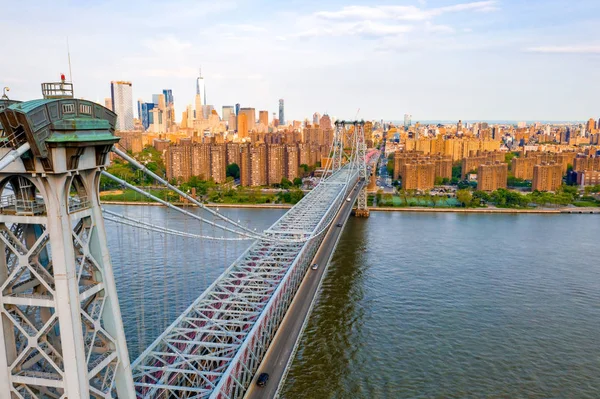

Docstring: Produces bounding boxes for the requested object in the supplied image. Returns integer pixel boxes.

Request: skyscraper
[403,114,412,129]
[196,69,206,105]
[319,114,332,130]
[110,81,134,131]
[238,113,248,138]
[312,112,321,126]
[278,99,285,125]
[587,118,595,133]
[259,110,269,127]
[138,101,155,131]
[163,89,173,107]
[162,89,175,129]
[239,108,256,131]
[104,97,112,111]
[222,106,234,123]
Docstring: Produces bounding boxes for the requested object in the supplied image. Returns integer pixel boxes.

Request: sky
[1,0,599,122]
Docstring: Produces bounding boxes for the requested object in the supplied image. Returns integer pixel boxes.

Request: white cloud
[141,67,198,78]
[292,1,497,40]
[219,24,267,33]
[142,36,192,54]
[430,1,499,15]
[314,1,498,22]
[295,21,413,38]
[424,22,455,34]
[526,45,600,54]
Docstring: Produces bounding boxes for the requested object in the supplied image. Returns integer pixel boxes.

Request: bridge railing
[212,173,354,398]
[131,166,358,399]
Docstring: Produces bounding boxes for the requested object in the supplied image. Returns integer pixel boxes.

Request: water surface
[106,207,600,398]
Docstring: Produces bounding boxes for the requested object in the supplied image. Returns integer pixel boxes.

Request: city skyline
[1,0,599,121]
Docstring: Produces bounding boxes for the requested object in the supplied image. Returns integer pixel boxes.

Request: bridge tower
[0,82,135,398]
[353,121,369,218]
[330,121,346,172]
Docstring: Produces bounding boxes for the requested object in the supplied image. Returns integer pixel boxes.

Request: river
[105,206,600,398]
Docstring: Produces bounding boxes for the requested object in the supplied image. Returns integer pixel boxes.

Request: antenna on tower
[67,37,73,83]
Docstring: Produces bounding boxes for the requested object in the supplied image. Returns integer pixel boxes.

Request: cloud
[141,67,198,78]
[295,21,413,39]
[293,1,497,40]
[313,1,498,22]
[143,36,192,54]
[430,1,499,15]
[525,45,600,54]
[219,24,267,33]
[424,22,455,34]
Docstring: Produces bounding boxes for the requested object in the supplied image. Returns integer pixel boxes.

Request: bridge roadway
[131,167,358,399]
[244,180,364,399]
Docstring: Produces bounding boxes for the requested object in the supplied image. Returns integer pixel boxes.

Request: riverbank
[371,207,565,214]
[101,201,294,209]
[100,201,600,214]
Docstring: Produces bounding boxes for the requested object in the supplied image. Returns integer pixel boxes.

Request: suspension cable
[111,147,266,238]
[102,169,355,244]
[103,209,252,241]
[101,171,263,240]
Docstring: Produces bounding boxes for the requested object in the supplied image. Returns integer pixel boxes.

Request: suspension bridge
[0,82,371,399]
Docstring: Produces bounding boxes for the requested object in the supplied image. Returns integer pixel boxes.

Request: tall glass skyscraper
[278,99,285,125]
[403,114,412,129]
[137,101,155,131]
[196,69,206,105]
[110,81,134,131]
[163,89,174,106]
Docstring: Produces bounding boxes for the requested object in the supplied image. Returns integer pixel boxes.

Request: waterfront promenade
[100,200,600,214]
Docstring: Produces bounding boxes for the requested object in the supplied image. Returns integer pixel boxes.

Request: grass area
[100,189,178,202]
[374,194,461,208]
[573,201,600,207]
[100,187,304,205]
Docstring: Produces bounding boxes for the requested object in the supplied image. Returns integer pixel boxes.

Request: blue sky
[1,0,599,122]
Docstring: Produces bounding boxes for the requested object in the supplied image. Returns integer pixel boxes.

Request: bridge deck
[132,168,357,399]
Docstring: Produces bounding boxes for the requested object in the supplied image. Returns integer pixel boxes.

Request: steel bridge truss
[131,167,358,399]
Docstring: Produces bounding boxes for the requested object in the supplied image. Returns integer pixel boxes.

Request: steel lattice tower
[330,121,346,172]
[0,84,135,398]
[353,121,369,217]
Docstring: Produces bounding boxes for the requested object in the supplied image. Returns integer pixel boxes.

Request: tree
[399,189,409,206]
[505,152,517,163]
[471,190,491,207]
[289,189,304,204]
[299,164,311,177]
[457,180,471,190]
[293,177,303,187]
[431,195,441,208]
[387,157,394,177]
[452,164,462,180]
[456,189,473,207]
[383,193,393,205]
[434,176,444,186]
[280,178,292,189]
[226,163,240,180]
